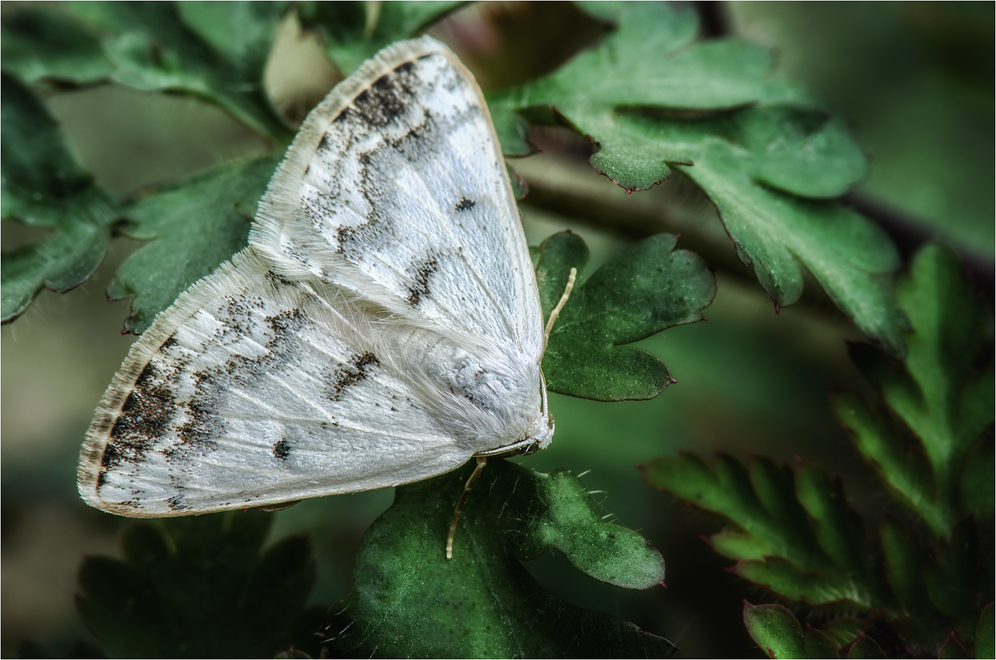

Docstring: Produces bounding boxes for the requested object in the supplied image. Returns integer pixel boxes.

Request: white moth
[78,37,562,518]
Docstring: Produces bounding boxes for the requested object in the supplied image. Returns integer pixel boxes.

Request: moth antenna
[543,267,577,350]
[446,456,487,559]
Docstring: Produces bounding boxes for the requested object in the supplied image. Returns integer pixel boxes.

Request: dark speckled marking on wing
[406,255,439,306]
[346,61,419,128]
[98,362,176,489]
[326,352,379,402]
[164,307,309,472]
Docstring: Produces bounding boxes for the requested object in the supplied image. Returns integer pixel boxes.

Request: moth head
[520,368,554,454]
[519,408,554,455]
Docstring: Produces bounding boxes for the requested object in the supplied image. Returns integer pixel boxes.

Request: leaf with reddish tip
[834,244,994,539]
[743,602,807,659]
[643,453,888,611]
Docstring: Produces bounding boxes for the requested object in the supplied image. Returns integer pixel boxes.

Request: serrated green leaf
[924,517,980,623]
[669,136,905,355]
[299,1,463,75]
[711,531,770,561]
[322,460,673,658]
[644,453,888,610]
[642,454,822,567]
[880,515,931,618]
[489,2,907,355]
[831,388,935,516]
[847,636,886,659]
[540,233,715,401]
[1,73,120,322]
[822,618,864,649]
[108,155,279,333]
[976,603,994,659]
[804,628,841,659]
[495,3,795,124]
[737,556,856,609]
[794,463,885,607]
[0,8,112,84]
[65,1,290,140]
[834,244,994,539]
[76,511,321,658]
[743,602,807,659]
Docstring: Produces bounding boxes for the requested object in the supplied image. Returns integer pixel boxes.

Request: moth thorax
[393,329,544,447]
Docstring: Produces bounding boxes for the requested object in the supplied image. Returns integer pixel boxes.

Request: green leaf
[976,603,994,659]
[847,637,886,659]
[65,2,291,140]
[737,556,853,609]
[322,460,674,658]
[0,8,113,84]
[76,511,322,658]
[669,136,904,355]
[804,627,840,659]
[492,109,534,157]
[822,618,864,649]
[538,233,715,401]
[834,244,994,538]
[879,514,930,618]
[742,602,808,659]
[107,155,279,333]
[299,1,463,75]
[1,73,120,322]
[533,230,590,323]
[924,517,980,623]
[794,463,883,605]
[489,2,906,355]
[642,453,887,610]
[961,424,995,519]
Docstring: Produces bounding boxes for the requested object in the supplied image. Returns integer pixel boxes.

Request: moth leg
[446,456,488,559]
[543,267,577,350]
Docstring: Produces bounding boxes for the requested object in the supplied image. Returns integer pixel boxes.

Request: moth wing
[78,249,478,516]
[252,37,544,362]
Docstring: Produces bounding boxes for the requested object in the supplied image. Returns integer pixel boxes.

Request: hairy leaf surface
[322,460,674,658]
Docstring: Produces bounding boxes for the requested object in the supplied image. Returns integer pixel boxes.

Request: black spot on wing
[327,352,379,402]
[455,198,475,211]
[273,440,290,460]
[406,255,439,306]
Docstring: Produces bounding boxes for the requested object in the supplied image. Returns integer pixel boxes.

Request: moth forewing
[79,36,553,518]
